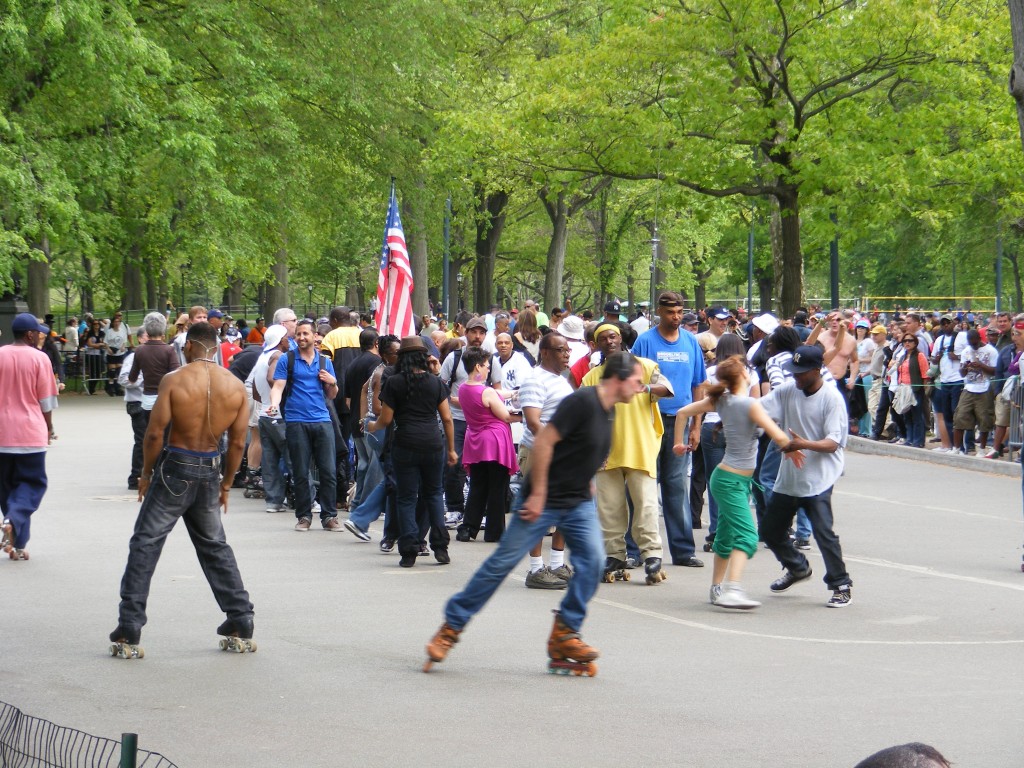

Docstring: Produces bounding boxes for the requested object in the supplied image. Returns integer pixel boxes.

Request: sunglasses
[903,340,917,345]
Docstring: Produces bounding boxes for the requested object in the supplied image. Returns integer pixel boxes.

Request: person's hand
[265,405,279,418]
[785,449,806,469]
[688,429,700,452]
[318,369,336,386]
[138,475,151,502]
[672,442,689,455]
[846,379,855,390]
[219,484,231,513]
[519,492,544,523]
[447,449,458,466]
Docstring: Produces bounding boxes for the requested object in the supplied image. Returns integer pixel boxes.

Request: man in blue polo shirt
[630,291,707,567]
[268,319,341,532]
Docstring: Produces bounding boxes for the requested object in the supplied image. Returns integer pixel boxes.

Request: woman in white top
[853,319,875,436]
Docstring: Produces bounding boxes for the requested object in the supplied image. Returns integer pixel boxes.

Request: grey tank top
[716,392,760,470]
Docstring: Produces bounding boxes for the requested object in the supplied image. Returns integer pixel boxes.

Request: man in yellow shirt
[581,324,674,585]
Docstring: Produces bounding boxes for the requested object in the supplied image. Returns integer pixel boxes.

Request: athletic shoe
[715,584,761,610]
[549,564,574,582]
[310,501,321,515]
[794,538,811,551]
[983,447,1002,459]
[343,519,371,541]
[418,542,430,556]
[399,553,416,568]
[379,538,395,553]
[322,517,343,532]
[673,556,705,568]
[826,585,852,608]
[930,446,951,453]
[525,567,568,590]
[444,511,464,529]
[709,584,722,605]
[294,517,312,532]
[951,448,966,456]
[769,567,812,593]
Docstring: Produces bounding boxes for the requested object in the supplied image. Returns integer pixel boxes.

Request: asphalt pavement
[3,394,1023,768]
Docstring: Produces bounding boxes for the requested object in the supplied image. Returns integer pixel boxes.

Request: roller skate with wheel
[702,533,715,553]
[217,617,257,653]
[109,624,144,659]
[242,468,265,499]
[602,556,630,583]
[9,548,29,560]
[423,622,462,672]
[644,557,667,585]
[1,519,13,554]
[547,611,598,677]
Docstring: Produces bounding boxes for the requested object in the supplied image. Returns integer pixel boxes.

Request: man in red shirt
[0,313,59,560]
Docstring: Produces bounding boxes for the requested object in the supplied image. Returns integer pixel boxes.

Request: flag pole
[383,178,396,335]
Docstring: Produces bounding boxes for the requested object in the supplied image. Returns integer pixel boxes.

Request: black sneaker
[794,538,811,551]
[399,553,416,568]
[769,567,813,593]
[379,538,395,553]
[826,585,852,608]
[433,548,450,565]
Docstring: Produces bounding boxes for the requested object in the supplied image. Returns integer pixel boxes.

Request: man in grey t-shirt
[760,345,853,608]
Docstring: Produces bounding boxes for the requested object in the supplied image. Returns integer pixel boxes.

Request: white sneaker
[951,449,966,456]
[983,447,1001,459]
[715,583,761,610]
[930,446,951,452]
[709,584,722,605]
[310,501,321,515]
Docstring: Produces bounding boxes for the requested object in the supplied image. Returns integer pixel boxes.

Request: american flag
[376,182,415,338]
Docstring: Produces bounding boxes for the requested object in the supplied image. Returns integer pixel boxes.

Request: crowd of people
[2,295,1022,672]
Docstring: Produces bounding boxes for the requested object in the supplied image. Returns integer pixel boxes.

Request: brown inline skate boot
[547,610,598,677]
[423,622,462,672]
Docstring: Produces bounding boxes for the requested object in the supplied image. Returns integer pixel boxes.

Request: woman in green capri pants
[672,355,803,610]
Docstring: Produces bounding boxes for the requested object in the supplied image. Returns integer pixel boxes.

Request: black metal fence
[0,700,177,768]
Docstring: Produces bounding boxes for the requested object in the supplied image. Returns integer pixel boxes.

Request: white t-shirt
[761,380,847,497]
[931,332,967,384]
[249,350,281,418]
[517,366,573,450]
[961,343,998,393]
[495,350,533,444]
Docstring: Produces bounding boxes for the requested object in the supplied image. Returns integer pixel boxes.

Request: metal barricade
[81,351,108,395]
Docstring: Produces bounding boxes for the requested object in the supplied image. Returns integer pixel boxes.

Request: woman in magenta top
[456,346,520,543]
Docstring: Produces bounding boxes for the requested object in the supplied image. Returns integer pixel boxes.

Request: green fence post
[120,732,138,768]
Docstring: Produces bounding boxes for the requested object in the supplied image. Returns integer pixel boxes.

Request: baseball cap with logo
[603,300,621,314]
[783,345,824,374]
[708,307,731,320]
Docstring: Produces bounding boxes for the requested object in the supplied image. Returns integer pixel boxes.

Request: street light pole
[64,275,73,328]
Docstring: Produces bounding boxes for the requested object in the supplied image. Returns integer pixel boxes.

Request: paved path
[4,395,1023,767]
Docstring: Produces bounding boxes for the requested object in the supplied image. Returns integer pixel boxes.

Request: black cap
[681,312,699,325]
[603,300,621,314]
[783,345,824,374]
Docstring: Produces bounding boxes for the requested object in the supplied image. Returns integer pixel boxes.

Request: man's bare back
[139,349,249,508]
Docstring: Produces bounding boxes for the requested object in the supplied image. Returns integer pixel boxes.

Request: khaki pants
[596,468,662,561]
[868,377,890,434]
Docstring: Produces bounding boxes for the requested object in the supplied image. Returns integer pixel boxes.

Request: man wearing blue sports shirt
[631,291,707,567]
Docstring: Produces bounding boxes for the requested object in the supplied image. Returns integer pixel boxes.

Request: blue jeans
[287,421,337,520]
[443,419,468,511]
[658,415,695,561]
[856,375,873,436]
[760,441,812,540]
[700,422,726,535]
[391,444,446,556]
[0,452,47,549]
[352,434,383,507]
[258,417,291,506]
[116,449,253,633]
[905,394,927,448]
[445,494,603,632]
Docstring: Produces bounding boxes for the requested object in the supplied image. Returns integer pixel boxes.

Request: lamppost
[179,264,187,311]
[307,283,314,315]
[456,272,464,311]
[64,275,73,328]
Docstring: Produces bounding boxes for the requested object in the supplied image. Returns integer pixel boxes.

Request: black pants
[689,439,706,529]
[460,461,510,542]
[443,419,468,511]
[127,402,149,484]
[761,488,852,590]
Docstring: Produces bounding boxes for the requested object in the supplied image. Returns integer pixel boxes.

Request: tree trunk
[541,189,570,313]
[124,246,144,310]
[403,196,430,317]
[346,283,361,310]
[80,254,94,314]
[776,187,804,318]
[26,238,51,316]
[769,197,784,314]
[1008,0,1024,157]
[758,276,773,313]
[1005,247,1024,312]
[474,189,508,313]
[264,248,289,317]
[148,263,160,312]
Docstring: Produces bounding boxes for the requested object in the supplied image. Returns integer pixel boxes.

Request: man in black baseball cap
[603,301,621,323]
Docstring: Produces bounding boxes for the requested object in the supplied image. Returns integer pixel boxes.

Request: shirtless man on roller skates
[109,322,255,659]
[425,351,646,676]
